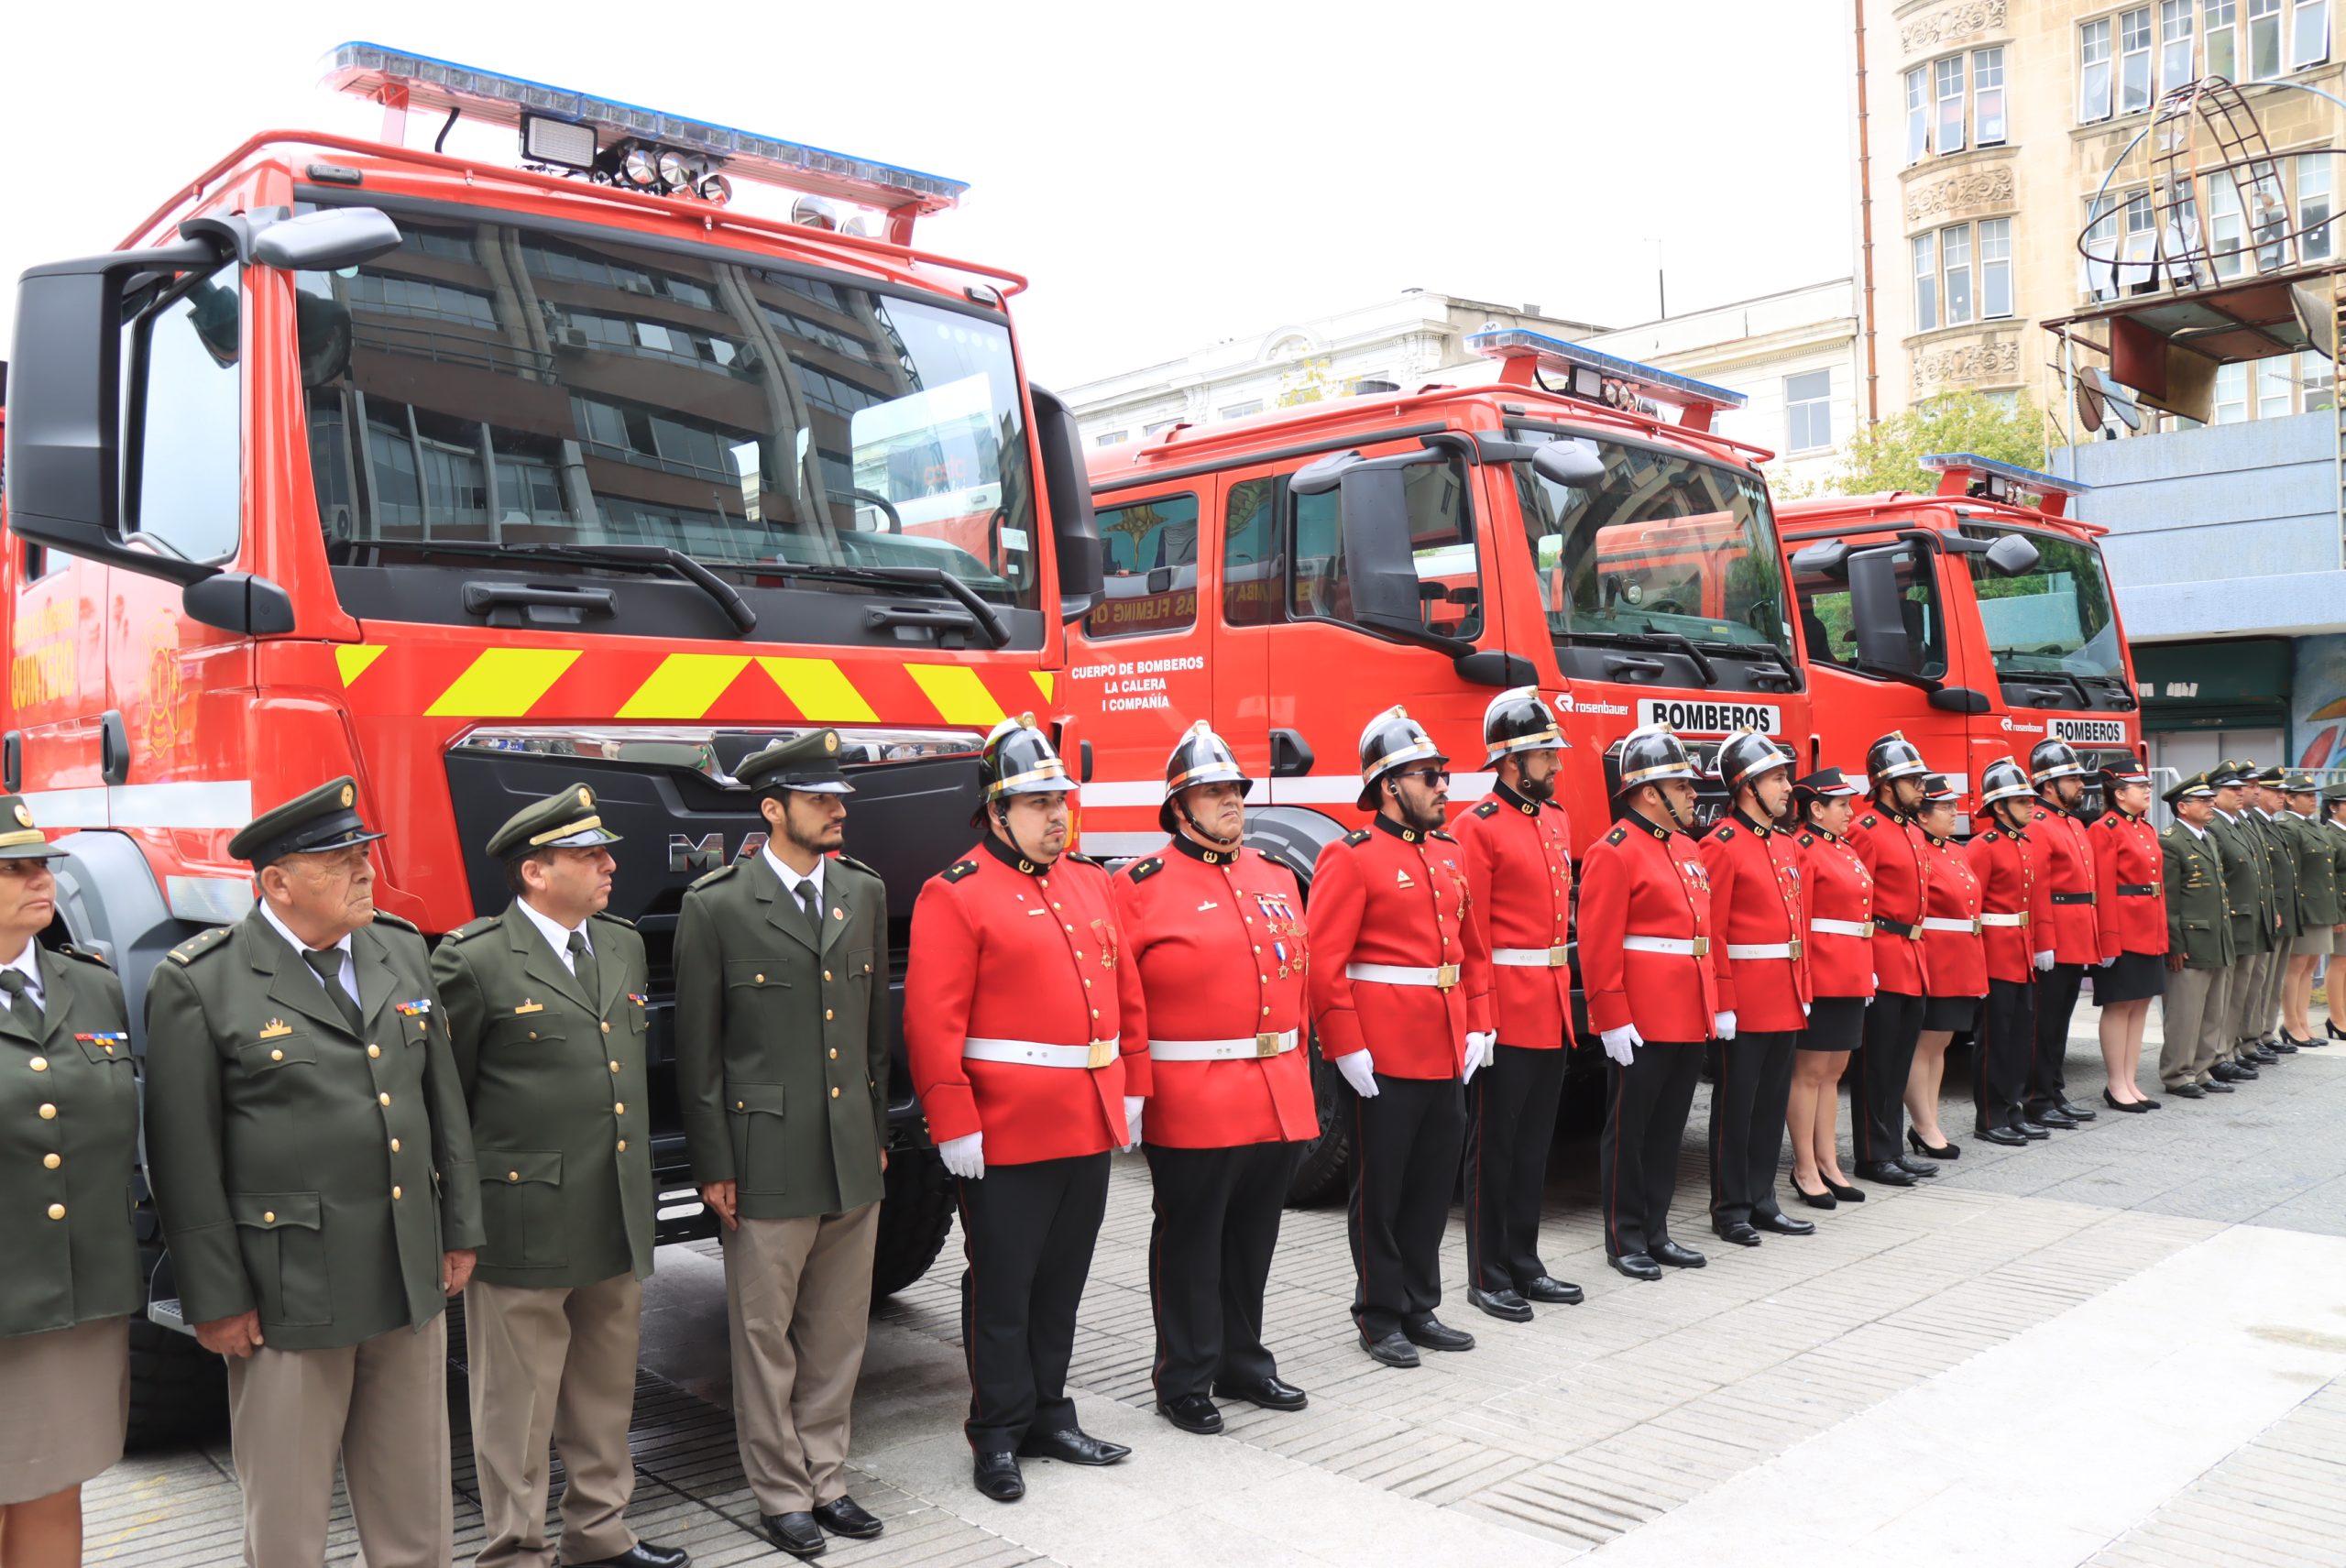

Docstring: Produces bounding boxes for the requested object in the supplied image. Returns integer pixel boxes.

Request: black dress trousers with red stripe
[956,1153,1111,1455]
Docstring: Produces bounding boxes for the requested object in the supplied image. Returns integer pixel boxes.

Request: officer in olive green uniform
[2273,771,2341,1049]
[2247,765,2304,1060]
[144,778,484,1568]
[0,796,140,1545]
[433,787,685,1568]
[2325,783,2346,1043]
[674,731,890,1561]
[2155,773,2235,1097]
[2205,761,2275,1082]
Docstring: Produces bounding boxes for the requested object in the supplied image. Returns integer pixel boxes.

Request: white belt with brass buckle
[1726,940,1802,960]
[1622,935,1709,957]
[1979,912,2030,928]
[1149,1030,1299,1062]
[963,1036,1121,1070]
[1923,917,1983,934]
[1492,946,1570,968]
[1812,918,1874,938]
[1344,962,1462,989]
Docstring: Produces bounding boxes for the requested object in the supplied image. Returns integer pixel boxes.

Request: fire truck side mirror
[248,208,403,273]
[1847,547,1920,677]
[1028,383,1102,622]
[1333,464,1422,634]
[1529,438,1606,488]
[1789,540,1850,578]
[1981,532,2041,577]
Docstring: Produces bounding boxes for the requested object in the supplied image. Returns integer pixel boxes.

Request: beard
[784,813,843,855]
[1518,771,1555,804]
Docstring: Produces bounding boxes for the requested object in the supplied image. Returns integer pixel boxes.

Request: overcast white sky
[0,1,1854,388]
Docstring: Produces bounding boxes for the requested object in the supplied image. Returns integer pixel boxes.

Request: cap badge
[824,731,839,752]
[339,784,355,807]
[577,787,593,806]
[11,805,29,828]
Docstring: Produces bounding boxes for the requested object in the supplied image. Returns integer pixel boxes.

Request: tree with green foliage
[1781,391,2049,499]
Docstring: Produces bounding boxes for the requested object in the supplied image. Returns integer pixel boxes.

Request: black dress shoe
[1017,1428,1130,1465]
[2201,1078,2236,1093]
[1824,1178,1865,1201]
[1651,1240,1707,1268]
[1714,1222,1762,1247]
[1609,1252,1662,1280]
[1361,1330,1421,1366]
[2248,1045,2279,1065]
[2035,1108,2080,1129]
[972,1453,1025,1503]
[2056,1099,2099,1121]
[1907,1128,1960,1159]
[1857,1160,1915,1186]
[2166,1081,2207,1099]
[1402,1315,1475,1351]
[1467,1287,1532,1322]
[2328,1018,2346,1041]
[813,1497,883,1540]
[2017,1120,2052,1139]
[1894,1155,1943,1179]
[1789,1178,1836,1210]
[1518,1275,1584,1305]
[2229,1059,2263,1079]
[2211,1060,2253,1082]
[1755,1211,1815,1236]
[573,1544,692,1568]
[1157,1393,1223,1434]
[1213,1375,1308,1410]
[764,1513,827,1558]
[2102,1089,2153,1113]
[1975,1124,2028,1146]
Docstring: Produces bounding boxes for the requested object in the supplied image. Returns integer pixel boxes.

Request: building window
[1913,232,1939,331]
[1942,225,1975,324]
[2249,161,2292,269]
[2301,154,2334,261]
[2295,0,2330,66]
[2121,6,2155,113]
[1143,420,1181,438]
[2302,349,2336,411]
[2210,170,2247,278]
[1936,56,1968,154]
[1979,218,2014,318]
[2085,195,2121,298]
[2206,0,2239,76]
[1906,67,1930,163]
[2213,361,2248,422]
[2249,0,2283,77]
[1974,49,2008,145]
[1220,400,1262,421]
[2161,1,2196,88]
[2257,357,2296,418]
[2126,191,2159,288]
[1095,430,1130,447]
[1785,370,1834,453]
[2081,17,2115,122]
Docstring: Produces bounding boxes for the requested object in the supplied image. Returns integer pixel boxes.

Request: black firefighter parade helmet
[1357,706,1447,811]
[1979,754,2035,813]
[1482,685,1567,763]
[1714,729,1793,796]
[1160,720,1253,832]
[2028,737,2088,784]
[1611,724,1701,799]
[1865,730,1930,784]
[973,713,1074,826]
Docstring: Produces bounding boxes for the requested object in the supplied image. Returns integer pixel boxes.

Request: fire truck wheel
[872,1146,956,1298]
[126,1240,227,1448]
[1284,1044,1354,1206]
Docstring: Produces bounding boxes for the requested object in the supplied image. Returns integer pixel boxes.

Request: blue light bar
[1920,453,2091,496]
[1467,329,1749,411]
[321,41,968,212]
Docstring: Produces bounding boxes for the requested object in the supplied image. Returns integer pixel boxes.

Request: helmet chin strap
[1656,784,1692,833]
[1178,792,1241,850]
[995,799,1048,867]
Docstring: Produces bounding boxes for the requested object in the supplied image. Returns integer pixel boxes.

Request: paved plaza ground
[90,1005,2346,1565]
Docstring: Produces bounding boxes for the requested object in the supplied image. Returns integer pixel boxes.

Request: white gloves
[938,1132,985,1180]
[1336,1049,1381,1098]
[2097,956,2117,969]
[2034,949,2056,973]
[1123,1096,1146,1151]
[1600,1025,1642,1065]
[1802,1001,1813,1019]
[1713,1011,1738,1041]
[1463,1031,1497,1083]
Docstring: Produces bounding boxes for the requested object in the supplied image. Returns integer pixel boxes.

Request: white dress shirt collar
[516,897,590,972]
[258,901,357,1003]
[763,845,826,905]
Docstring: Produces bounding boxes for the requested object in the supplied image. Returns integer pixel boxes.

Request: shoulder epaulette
[1715,824,1736,841]
[370,911,421,935]
[2101,817,2120,829]
[1796,832,1814,847]
[1431,829,1456,843]
[1472,800,1500,818]
[689,862,740,892]
[1125,856,1164,884]
[1981,830,2001,843]
[831,852,882,882]
[1063,851,1106,870]
[447,916,500,944]
[588,909,637,928]
[1858,814,1878,829]
[1605,826,1628,846]
[1343,828,1372,846]
[58,943,109,968]
[940,859,981,883]
[167,926,234,966]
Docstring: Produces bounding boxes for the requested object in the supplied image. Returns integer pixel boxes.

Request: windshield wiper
[761,562,1010,649]
[353,539,758,634]
[1563,629,1719,685]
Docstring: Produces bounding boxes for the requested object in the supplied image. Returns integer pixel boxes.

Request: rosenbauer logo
[1635,699,1782,736]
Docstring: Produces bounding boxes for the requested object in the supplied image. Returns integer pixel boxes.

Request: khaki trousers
[225,1311,452,1568]
[466,1272,643,1568]
[2159,965,2218,1089]
[2189,965,2239,1082]
[2231,950,2272,1047]
[2260,938,2294,1038]
[722,1202,878,1516]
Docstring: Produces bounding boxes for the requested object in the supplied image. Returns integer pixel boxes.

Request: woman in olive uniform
[0,797,141,1567]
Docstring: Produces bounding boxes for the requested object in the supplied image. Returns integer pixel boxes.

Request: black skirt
[1922,993,1980,1033]
[1800,994,1867,1052]
[2093,948,2165,1005]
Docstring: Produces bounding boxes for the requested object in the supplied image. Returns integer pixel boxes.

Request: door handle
[100,710,130,786]
[1269,729,1314,779]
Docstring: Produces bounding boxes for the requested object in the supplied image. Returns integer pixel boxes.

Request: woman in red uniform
[2091,758,2168,1110]
[1787,768,1870,1209]
[1909,775,1985,1160]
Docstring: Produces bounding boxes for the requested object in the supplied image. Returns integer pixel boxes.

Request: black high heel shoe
[2101,1087,2154,1113]
[2323,1017,2343,1044]
[1790,1176,1836,1211]
[1905,1127,1959,1160]
[1822,1177,1865,1202]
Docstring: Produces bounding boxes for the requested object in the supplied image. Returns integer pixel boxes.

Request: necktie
[303,948,363,1036]
[0,969,38,1036]
[567,930,601,1010]
[795,880,823,941]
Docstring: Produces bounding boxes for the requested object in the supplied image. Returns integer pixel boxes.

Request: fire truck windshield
[292,208,1037,629]
[1960,525,2125,683]
[1511,442,1791,677]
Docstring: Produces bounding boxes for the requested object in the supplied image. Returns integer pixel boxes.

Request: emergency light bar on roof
[1920,452,2090,518]
[1467,329,1748,433]
[321,41,968,224]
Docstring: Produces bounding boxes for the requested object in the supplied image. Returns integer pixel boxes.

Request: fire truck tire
[1285,1044,1354,1206]
[872,1147,956,1298]
[126,1240,226,1448]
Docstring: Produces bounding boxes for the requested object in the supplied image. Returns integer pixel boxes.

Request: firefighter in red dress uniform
[1113,723,1315,1435]
[905,717,1136,1504]
[2025,739,2104,1129]
[2089,757,2169,1109]
[1309,707,1494,1368]
[1580,725,1718,1282]
[1453,688,1584,1323]
[1845,732,1941,1187]
[1964,757,2056,1145]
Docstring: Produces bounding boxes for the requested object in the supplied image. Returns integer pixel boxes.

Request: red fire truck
[1780,454,2143,821]
[1072,330,1810,1198]
[2,43,1102,1434]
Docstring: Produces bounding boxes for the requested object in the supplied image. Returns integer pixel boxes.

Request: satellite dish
[2087,367,2142,432]
[2075,371,2110,433]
